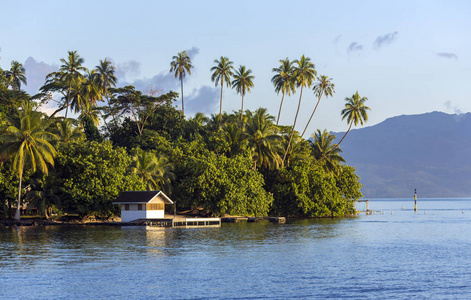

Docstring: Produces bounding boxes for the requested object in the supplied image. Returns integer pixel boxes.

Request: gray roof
[113,191,173,204]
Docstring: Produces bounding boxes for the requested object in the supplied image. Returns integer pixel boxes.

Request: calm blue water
[1,198,471,299]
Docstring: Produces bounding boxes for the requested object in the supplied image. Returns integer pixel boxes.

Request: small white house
[113,191,174,222]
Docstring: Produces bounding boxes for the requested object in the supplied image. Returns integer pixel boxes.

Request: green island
[0,51,369,223]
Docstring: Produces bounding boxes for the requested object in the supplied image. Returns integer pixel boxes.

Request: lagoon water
[1,199,471,299]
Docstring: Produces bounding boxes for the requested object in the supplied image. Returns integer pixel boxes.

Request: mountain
[331,112,471,198]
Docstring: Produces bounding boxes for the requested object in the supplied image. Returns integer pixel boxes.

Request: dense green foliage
[174,153,273,216]
[0,52,367,220]
[55,141,145,217]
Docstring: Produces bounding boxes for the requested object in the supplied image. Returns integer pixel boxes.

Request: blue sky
[1,0,470,133]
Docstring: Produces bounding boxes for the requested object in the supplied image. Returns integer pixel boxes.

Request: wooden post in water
[414,189,417,212]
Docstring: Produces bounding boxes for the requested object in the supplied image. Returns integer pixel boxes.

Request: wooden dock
[221,216,286,224]
[137,217,221,228]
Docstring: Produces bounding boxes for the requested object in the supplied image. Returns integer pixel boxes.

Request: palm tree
[170,51,193,116]
[211,56,234,128]
[4,61,27,91]
[222,123,246,157]
[232,65,254,121]
[130,150,175,194]
[271,58,296,129]
[59,51,88,118]
[0,101,57,221]
[310,129,345,173]
[243,108,282,170]
[301,75,335,137]
[330,91,370,154]
[93,59,117,126]
[282,55,317,164]
[25,174,61,219]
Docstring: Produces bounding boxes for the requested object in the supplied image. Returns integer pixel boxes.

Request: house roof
[113,191,174,204]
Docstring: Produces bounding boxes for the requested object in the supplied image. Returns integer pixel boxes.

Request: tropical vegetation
[0,51,369,220]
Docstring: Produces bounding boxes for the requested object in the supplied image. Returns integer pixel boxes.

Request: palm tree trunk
[326,120,353,157]
[14,173,22,221]
[240,94,245,121]
[219,83,224,128]
[282,86,304,164]
[301,94,322,138]
[181,78,184,116]
[65,86,71,118]
[275,92,286,132]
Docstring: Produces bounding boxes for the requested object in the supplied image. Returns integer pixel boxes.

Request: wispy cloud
[186,47,200,59]
[115,60,141,81]
[437,52,458,60]
[444,100,462,114]
[347,42,363,53]
[23,57,58,95]
[373,31,398,48]
[333,35,342,44]
[185,85,219,115]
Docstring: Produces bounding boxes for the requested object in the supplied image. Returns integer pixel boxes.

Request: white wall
[146,210,164,219]
[121,210,146,222]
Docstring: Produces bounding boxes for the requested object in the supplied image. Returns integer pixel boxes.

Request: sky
[1,0,470,133]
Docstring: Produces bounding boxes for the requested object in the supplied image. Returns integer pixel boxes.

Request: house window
[124,204,129,211]
[137,204,143,211]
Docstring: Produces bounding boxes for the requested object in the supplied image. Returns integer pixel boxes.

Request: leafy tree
[232,65,254,120]
[4,61,27,91]
[272,58,296,129]
[170,50,193,115]
[282,55,317,165]
[108,85,178,135]
[0,161,30,218]
[310,129,344,173]
[0,101,57,220]
[80,114,103,142]
[336,165,363,201]
[330,91,370,154]
[174,153,273,216]
[55,140,145,217]
[211,56,234,127]
[272,158,356,217]
[301,75,335,137]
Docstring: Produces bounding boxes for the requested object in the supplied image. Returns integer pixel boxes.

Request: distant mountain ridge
[331,112,471,198]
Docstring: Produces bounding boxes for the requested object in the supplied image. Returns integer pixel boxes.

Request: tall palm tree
[170,51,193,116]
[243,108,282,170]
[310,129,345,173]
[0,101,57,220]
[330,91,370,154]
[5,61,27,91]
[282,55,317,164]
[271,58,296,129]
[232,65,254,121]
[59,51,88,118]
[301,75,335,137]
[211,56,234,128]
[93,59,117,126]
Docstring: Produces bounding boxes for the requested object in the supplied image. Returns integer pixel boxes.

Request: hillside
[332,112,471,198]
